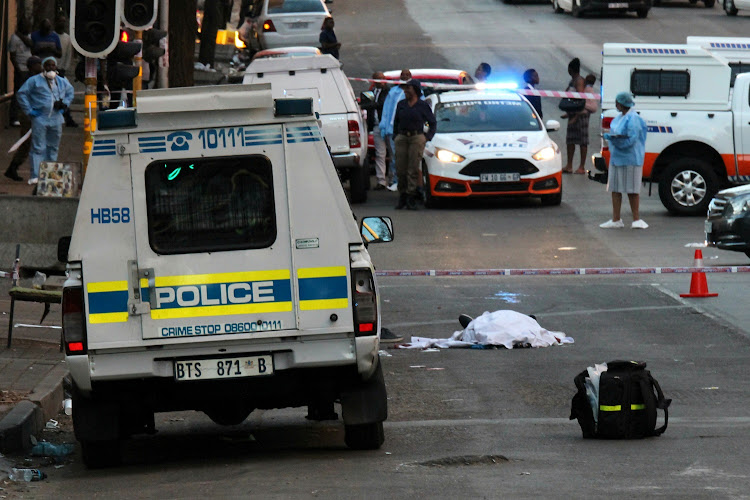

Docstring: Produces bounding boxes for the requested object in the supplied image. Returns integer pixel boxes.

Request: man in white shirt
[8,18,33,126]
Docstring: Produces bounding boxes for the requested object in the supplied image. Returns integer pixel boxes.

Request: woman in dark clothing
[319,17,341,59]
[562,58,588,174]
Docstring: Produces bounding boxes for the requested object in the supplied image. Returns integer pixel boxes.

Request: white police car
[422,90,562,207]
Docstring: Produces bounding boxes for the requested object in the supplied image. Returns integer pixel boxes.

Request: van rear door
[128,124,298,342]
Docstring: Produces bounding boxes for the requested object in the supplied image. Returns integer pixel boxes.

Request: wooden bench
[6,245,63,348]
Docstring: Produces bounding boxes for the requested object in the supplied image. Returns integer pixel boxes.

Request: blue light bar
[97,108,137,130]
[274,98,314,117]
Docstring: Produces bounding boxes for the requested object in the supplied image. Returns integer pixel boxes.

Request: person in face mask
[16,56,74,185]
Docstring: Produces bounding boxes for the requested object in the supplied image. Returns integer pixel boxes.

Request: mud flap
[72,387,121,442]
[340,357,387,425]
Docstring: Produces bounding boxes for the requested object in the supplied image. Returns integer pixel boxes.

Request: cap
[26,56,42,68]
[615,91,635,108]
[401,79,422,96]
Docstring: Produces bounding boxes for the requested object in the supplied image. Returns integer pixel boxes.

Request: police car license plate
[704,220,712,235]
[480,173,520,182]
[174,355,273,381]
[289,22,309,29]
[608,2,628,6]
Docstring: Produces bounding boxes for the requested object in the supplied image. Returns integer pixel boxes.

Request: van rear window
[145,156,276,254]
[630,70,690,97]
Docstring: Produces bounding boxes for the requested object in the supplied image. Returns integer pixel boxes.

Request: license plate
[704,220,712,235]
[608,2,628,6]
[175,355,273,381]
[288,21,309,29]
[480,173,520,182]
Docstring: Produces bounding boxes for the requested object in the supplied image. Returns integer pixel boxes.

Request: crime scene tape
[375,266,750,277]
[347,77,600,100]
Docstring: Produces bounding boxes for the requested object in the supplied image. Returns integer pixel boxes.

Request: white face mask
[45,70,57,80]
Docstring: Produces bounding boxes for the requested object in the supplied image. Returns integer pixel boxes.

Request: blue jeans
[29,116,63,179]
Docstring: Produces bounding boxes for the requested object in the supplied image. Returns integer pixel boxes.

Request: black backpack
[570,360,671,439]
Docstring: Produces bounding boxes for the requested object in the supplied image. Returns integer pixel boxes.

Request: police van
[594,37,750,215]
[60,83,393,467]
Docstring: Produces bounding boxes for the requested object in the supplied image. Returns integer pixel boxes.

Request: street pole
[82,57,98,176]
[158,0,169,89]
[133,30,143,105]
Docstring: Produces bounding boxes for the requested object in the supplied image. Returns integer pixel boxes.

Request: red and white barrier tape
[348,77,600,99]
[375,266,750,277]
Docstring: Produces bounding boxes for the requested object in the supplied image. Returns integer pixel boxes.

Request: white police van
[60,83,393,467]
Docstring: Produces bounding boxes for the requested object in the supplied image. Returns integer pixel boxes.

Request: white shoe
[387,182,398,192]
[631,219,649,229]
[599,219,624,229]
[28,177,38,185]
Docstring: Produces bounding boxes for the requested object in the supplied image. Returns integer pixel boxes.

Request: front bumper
[582,0,650,11]
[705,215,750,252]
[425,172,562,198]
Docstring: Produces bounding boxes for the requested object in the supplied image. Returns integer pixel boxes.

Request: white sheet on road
[400,310,574,349]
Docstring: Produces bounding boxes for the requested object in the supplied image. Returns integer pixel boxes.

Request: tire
[422,163,441,208]
[553,0,564,12]
[345,421,385,450]
[81,440,122,469]
[572,0,584,17]
[349,167,368,204]
[725,0,738,14]
[658,159,719,215]
[636,7,649,16]
[704,0,715,6]
[540,186,563,206]
[205,406,252,426]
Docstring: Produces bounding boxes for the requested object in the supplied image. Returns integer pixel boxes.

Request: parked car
[251,46,321,61]
[420,90,563,208]
[552,0,650,18]
[245,0,330,51]
[705,184,750,259]
[653,0,714,6]
[723,0,750,14]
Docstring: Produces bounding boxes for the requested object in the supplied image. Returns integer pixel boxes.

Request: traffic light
[71,0,122,58]
[122,0,158,30]
[107,32,141,87]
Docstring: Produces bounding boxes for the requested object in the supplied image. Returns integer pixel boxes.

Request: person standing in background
[4,56,43,182]
[523,68,543,118]
[600,91,649,229]
[380,69,412,191]
[562,58,587,174]
[8,18,34,127]
[31,19,62,60]
[54,16,78,128]
[365,72,390,190]
[474,62,492,83]
[319,17,341,60]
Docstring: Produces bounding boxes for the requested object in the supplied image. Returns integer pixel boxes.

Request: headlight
[730,196,750,216]
[532,146,556,161]
[435,148,466,163]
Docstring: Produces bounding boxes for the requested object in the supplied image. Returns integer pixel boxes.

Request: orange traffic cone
[680,249,718,298]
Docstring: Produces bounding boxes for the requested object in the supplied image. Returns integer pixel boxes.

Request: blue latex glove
[58,108,65,114]
[29,109,41,117]
[603,133,611,141]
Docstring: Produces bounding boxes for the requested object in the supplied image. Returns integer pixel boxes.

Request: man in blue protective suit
[17,56,74,185]
[379,69,411,191]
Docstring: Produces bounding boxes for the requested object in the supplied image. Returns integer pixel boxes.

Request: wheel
[540,187,563,206]
[572,0,584,16]
[81,440,122,469]
[553,0,564,12]
[349,167,368,204]
[658,159,719,215]
[344,421,385,450]
[704,0,715,6]
[421,163,441,208]
[725,0,738,14]
[205,406,252,426]
[636,7,649,16]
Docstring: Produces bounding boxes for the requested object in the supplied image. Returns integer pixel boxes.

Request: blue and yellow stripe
[297,266,349,311]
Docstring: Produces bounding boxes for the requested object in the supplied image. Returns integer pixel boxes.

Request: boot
[406,194,419,210]
[4,162,23,182]
[395,193,407,210]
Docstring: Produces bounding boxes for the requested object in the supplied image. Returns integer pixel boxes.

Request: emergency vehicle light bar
[97,108,138,130]
[274,98,314,117]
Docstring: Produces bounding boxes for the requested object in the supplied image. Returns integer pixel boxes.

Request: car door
[128,124,298,343]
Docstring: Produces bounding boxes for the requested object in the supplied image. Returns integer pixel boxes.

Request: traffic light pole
[133,30,143,105]
[83,57,98,176]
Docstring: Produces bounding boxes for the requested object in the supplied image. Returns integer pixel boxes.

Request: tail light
[262,20,276,32]
[62,286,88,355]
[351,269,377,336]
[348,120,361,149]
[601,116,613,151]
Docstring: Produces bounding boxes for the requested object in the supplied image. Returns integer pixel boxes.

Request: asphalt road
[12,0,750,497]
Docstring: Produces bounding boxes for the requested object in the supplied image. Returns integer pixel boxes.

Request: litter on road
[399,310,574,349]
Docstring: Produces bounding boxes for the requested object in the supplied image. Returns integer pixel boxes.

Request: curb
[0,363,68,455]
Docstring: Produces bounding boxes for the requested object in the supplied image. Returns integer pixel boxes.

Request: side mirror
[360,216,394,244]
[359,90,375,108]
[545,119,561,132]
[57,236,71,263]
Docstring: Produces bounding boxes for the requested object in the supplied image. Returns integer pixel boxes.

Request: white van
[60,83,392,467]
[243,55,369,203]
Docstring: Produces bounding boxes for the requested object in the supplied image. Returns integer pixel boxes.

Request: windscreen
[268,0,327,14]
[435,99,542,133]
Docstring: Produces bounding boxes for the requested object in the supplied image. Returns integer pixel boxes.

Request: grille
[471,182,529,193]
[707,198,728,218]
[459,159,538,177]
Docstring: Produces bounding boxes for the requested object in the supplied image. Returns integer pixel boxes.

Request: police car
[60,84,392,467]
[422,90,563,208]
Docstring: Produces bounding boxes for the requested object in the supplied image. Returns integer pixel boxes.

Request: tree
[168,0,198,87]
